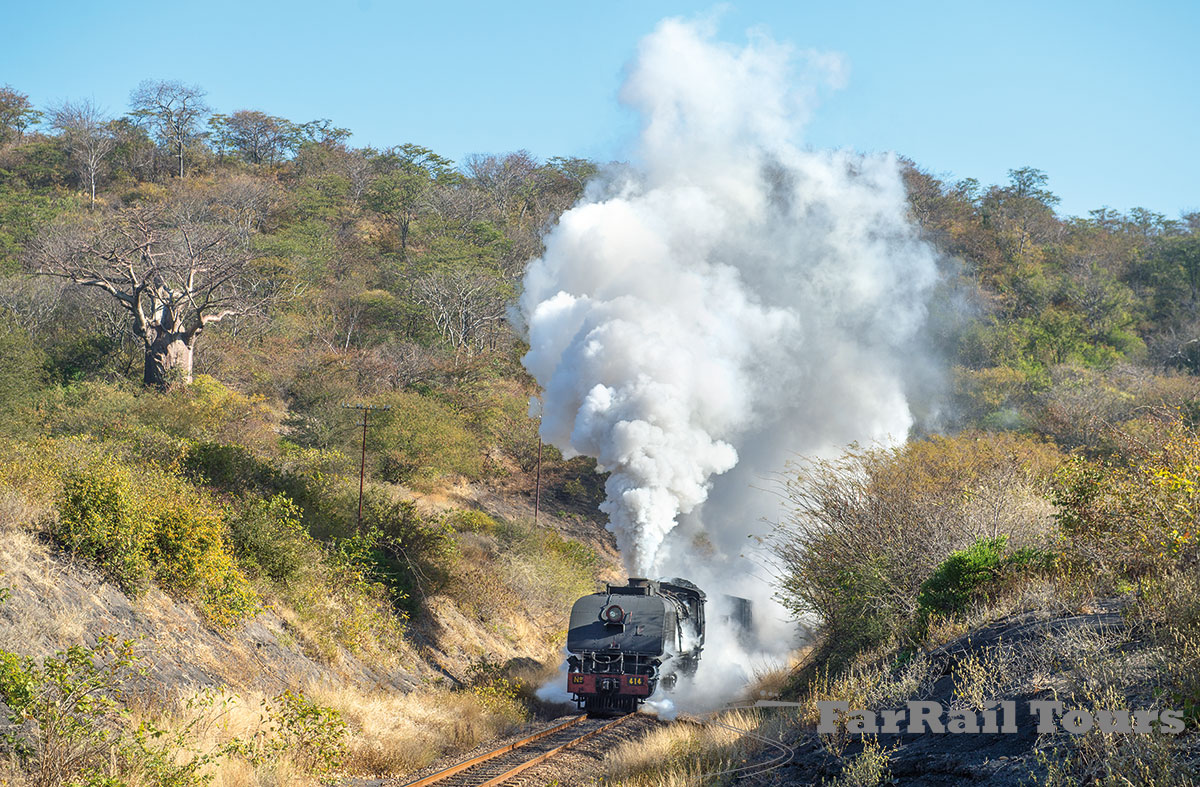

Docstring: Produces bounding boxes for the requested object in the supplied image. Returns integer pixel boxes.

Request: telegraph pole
[533,436,543,527]
[342,403,391,533]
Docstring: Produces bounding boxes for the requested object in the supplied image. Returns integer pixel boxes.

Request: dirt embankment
[0,526,426,697]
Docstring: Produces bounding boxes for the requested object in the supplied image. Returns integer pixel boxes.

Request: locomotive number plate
[628,676,645,685]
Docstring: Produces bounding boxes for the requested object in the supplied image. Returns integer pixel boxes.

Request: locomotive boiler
[565,577,705,714]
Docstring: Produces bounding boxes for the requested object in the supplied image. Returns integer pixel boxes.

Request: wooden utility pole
[533,436,543,527]
[342,403,391,533]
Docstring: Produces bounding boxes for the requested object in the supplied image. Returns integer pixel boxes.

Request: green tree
[129,79,210,178]
[365,144,454,259]
[0,84,42,143]
[209,109,299,164]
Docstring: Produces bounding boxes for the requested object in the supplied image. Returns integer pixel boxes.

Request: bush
[916,536,1051,619]
[772,433,1063,663]
[271,690,347,775]
[227,493,317,583]
[369,391,482,485]
[1052,414,1200,578]
[0,637,138,787]
[447,508,499,533]
[52,454,258,626]
[182,440,279,496]
[54,457,152,594]
[917,537,1009,617]
[347,495,459,614]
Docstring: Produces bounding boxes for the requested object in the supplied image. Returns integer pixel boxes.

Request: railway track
[399,714,633,787]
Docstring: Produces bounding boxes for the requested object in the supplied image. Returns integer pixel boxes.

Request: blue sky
[3,0,1197,218]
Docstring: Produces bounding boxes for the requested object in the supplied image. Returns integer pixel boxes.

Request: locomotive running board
[399,714,588,787]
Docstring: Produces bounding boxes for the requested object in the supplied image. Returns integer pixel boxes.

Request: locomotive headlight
[602,604,625,623]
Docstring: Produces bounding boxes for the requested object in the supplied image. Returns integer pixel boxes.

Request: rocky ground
[739,600,1200,786]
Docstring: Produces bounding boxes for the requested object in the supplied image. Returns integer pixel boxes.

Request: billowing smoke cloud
[521,17,938,585]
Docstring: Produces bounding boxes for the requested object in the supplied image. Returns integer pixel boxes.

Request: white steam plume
[520,19,938,585]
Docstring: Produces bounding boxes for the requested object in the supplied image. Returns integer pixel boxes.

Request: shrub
[54,457,153,594]
[453,516,599,625]
[271,690,347,775]
[42,378,277,466]
[916,536,1052,618]
[275,442,353,541]
[447,509,499,533]
[182,440,279,496]
[772,433,1062,663]
[369,390,482,485]
[332,495,460,615]
[0,637,138,787]
[227,493,317,582]
[1052,414,1200,578]
[52,454,258,626]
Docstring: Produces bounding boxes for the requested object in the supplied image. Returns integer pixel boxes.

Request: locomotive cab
[565,577,705,714]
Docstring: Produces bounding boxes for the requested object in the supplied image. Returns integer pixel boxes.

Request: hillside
[1,76,1199,787]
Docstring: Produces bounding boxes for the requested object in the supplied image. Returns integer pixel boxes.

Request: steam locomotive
[565,577,706,714]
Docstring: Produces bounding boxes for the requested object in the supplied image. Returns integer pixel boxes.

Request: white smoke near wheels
[520,17,939,658]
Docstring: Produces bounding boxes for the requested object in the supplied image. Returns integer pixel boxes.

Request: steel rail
[398,714,588,787]
[475,714,632,787]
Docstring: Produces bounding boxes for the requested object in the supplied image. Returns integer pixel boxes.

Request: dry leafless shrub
[772,432,1063,664]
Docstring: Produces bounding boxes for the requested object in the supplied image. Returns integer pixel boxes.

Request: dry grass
[0,527,88,651]
[802,648,940,728]
[830,737,892,787]
[117,677,529,785]
[0,488,51,533]
[951,644,1017,711]
[306,681,527,777]
[1032,628,1199,786]
[604,710,767,785]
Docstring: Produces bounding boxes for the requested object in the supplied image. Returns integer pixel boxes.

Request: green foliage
[337,495,460,614]
[226,493,316,582]
[0,85,43,144]
[0,139,73,189]
[916,536,1051,618]
[42,331,123,386]
[182,440,278,496]
[43,377,277,468]
[52,454,258,626]
[0,310,46,426]
[0,637,138,787]
[464,658,528,718]
[270,690,347,775]
[0,185,79,271]
[917,537,1009,617]
[223,690,348,776]
[54,457,153,593]
[371,390,483,485]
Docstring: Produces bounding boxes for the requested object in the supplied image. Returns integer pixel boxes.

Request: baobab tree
[34,177,282,388]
